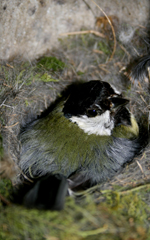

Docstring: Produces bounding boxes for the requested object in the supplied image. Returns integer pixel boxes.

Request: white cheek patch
[110,84,121,95]
[70,110,114,136]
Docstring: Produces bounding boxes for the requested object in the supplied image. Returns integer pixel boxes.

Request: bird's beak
[109,97,129,111]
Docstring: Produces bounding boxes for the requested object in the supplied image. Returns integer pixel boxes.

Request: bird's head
[63,80,138,137]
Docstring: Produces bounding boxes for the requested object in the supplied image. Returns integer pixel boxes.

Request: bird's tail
[130,55,150,84]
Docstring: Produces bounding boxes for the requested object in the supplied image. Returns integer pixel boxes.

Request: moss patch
[0,179,13,204]
[36,56,65,72]
[0,185,150,240]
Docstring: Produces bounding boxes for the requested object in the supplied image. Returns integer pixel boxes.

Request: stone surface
[0,0,149,60]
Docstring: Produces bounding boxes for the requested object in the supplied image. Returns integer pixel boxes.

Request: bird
[14,75,147,210]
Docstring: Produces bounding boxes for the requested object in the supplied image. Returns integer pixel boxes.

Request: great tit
[15,78,146,210]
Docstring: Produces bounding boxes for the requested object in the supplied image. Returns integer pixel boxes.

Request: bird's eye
[86,109,97,117]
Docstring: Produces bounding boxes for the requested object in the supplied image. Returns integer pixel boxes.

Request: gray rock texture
[0,0,149,60]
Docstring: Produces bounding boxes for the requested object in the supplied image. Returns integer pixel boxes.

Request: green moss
[102,185,150,222]
[0,56,64,89]
[23,56,64,85]
[0,117,5,127]
[40,73,59,82]
[97,41,111,55]
[0,183,150,240]
[2,66,10,82]
[77,71,84,76]
[80,34,96,48]
[36,56,65,72]
[16,69,26,83]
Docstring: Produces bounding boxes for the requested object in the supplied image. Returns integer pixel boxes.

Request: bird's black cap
[63,80,128,118]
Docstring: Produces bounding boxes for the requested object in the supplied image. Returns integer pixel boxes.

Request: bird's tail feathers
[130,55,150,84]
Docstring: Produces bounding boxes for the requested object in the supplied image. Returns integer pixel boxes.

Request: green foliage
[18,56,65,85]
[36,56,65,72]
[97,41,111,55]
[16,69,26,83]
[77,71,84,76]
[1,66,10,82]
[26,72,60,85]
[0,56,64,89]
[0,184,150,240]
[80,34,96,48]
[0,179,13,201]
[40,73,59,83]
